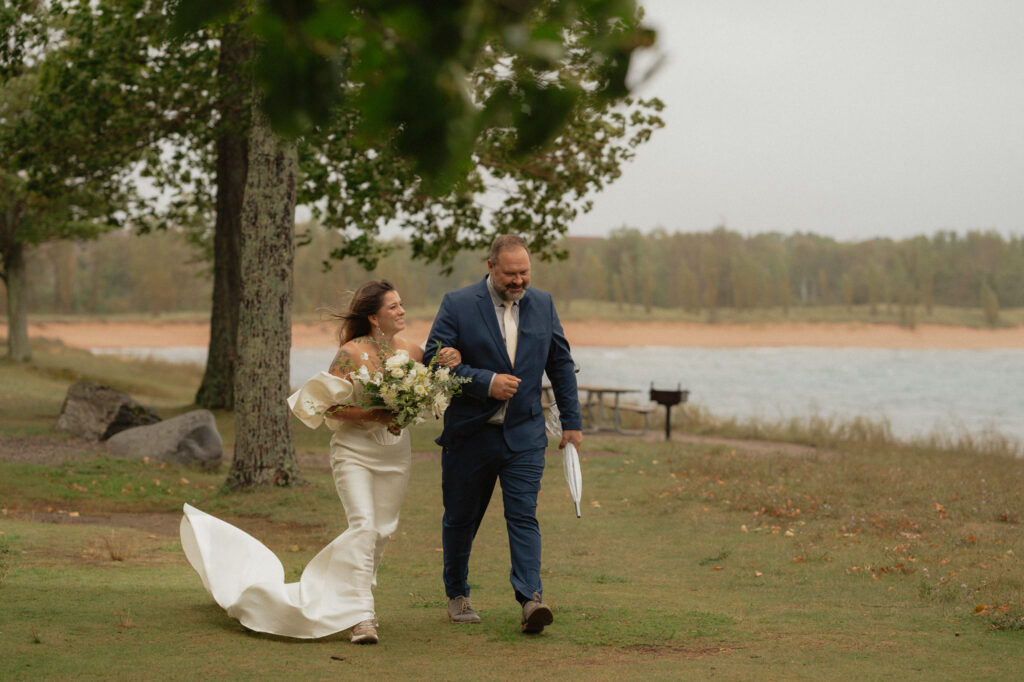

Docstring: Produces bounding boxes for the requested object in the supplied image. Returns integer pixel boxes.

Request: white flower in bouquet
[385,350,410,379]
[431,392,450,419]
[351,342,470,431]
[356,364,372,383]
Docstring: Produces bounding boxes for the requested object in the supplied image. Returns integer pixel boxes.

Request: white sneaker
[350,618,379,644]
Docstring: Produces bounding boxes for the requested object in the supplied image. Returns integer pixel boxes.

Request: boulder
[56,382,162,441]
[102,401,164,440]
[106,410,223,470]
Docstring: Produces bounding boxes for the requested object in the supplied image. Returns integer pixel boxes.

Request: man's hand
[489,373,521,400]
[437,347,461,367]
[559,429,583,450]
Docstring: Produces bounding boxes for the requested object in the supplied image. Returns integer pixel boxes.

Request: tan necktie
[503,302,517,367]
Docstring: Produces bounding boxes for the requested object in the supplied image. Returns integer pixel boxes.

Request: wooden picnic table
[542,383,654,434]
[577,384,648,434]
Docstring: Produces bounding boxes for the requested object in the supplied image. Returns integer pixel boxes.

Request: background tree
[980,280,1000,327]
[193,21,252,410]
[169,0,658,488]
[2,0,216,361]
[841,272,854,312]
[26,224,1024,320]
[1,6,109,361]
[678,263,699,315]
[229,105,300,488]
[191,6,664,415]
[700,242,719,321]
[583,250,609,303]
[15,1,659,413]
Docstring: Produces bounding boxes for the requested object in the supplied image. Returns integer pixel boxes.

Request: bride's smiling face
[371,290,406,335]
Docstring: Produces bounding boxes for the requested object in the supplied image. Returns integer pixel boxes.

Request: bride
[180,280,461,643]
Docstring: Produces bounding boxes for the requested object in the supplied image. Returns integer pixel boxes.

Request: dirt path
[1,430,826,540]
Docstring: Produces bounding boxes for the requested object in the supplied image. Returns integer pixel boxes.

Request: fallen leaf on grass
[976,603,1012,616]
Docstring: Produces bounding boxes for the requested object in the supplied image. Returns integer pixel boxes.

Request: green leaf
[169,0,240,35]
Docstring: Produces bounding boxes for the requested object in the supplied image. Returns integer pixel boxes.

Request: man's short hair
[489,234,529,263]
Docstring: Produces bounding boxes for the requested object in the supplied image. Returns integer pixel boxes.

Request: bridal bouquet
[352,348,469,431]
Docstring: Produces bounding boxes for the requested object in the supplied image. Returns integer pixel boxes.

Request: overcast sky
[569,0,1024,242]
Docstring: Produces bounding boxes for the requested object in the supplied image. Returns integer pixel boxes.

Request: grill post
[649,384,689,441]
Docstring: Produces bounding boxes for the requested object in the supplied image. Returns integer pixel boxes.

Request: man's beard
[500,284,527,302]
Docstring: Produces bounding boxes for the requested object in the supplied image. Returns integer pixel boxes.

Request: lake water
[100,346,1024,444]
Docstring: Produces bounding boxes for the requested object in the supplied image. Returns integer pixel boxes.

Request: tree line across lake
[12,225,1021,325]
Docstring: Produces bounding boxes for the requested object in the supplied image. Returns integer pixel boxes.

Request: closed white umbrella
[545,401,582,517]
[563,442,582,518]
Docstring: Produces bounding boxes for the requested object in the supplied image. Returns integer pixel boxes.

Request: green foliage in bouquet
[351,345,470,431]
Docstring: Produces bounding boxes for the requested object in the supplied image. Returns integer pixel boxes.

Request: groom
[424,234,583,634]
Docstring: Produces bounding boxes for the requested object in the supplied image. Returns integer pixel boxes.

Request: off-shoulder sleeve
[287,371,355,430]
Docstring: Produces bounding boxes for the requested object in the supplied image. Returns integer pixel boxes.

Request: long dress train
[179,372,411,639]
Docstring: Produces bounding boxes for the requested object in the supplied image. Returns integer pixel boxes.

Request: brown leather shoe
[521,595,553,634]
[448,596,481,624]
[350,618,378,644]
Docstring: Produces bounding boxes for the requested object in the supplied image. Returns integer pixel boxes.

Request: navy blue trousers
[441,424,546,604]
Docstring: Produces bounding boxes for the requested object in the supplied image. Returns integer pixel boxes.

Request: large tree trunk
[195,22,252,410]
[3,241,32,361]
[226,101,301,489]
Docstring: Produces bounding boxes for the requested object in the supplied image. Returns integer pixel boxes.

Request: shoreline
[19,318,1024,350]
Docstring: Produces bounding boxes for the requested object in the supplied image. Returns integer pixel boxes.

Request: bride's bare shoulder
[394,336,424,362]
[329,339,376,377]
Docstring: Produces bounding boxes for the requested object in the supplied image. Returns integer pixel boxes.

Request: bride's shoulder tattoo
[330,348,355,375]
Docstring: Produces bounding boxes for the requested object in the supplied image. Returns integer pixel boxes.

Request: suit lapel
[512,291,533,368]
[474,280,508,364]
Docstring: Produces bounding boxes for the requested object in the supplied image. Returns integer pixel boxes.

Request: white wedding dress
[180,371,411,639]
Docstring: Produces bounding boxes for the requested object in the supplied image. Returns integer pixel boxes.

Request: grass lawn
[2,343,1023,680]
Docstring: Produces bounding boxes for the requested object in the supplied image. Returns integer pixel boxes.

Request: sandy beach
[20,318,1024,350]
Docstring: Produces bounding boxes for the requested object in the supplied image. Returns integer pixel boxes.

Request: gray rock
[56,382,162,441]
[106,410,223,470]
[102,402,163,440]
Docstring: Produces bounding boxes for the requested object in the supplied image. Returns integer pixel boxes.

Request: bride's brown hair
[328,280,397,345]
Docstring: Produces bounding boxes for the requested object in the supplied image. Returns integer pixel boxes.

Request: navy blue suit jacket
[424,278,582,453]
